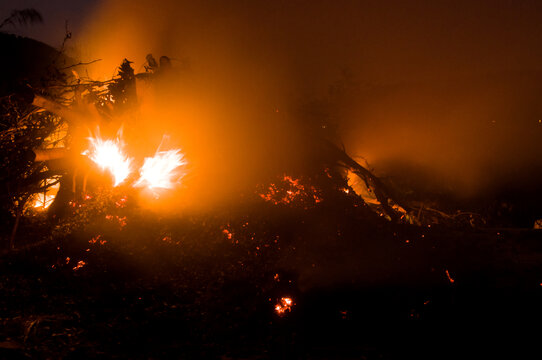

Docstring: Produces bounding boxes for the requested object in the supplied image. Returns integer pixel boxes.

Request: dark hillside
[0,32,67,96]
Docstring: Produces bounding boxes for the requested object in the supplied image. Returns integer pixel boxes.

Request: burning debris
[72,260,87,271]
[1,48,445,254]
[275,297,294,316]
[259,175,322,207]
[29,177,60,210]
[88,235,106,245]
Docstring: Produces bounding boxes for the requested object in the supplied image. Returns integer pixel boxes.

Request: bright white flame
[134,149,187,191]
[85,136,133,186]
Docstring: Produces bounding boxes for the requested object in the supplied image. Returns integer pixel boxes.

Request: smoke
[76,0,542,207]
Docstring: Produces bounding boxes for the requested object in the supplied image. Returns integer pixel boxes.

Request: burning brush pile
[0,53,430,248]
[2,51,539,359]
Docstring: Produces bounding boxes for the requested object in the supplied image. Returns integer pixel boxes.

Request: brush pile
[1,48,540,359]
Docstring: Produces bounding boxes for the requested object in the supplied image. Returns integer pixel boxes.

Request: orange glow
[84,134,133,186]
[31,193,57,209]
[346,170,379,205]
[275,297,294,315]
[29,176,60,210]
[222,228,233,240]
[260,175,322,207]
[72,260,87,271]
[134,149,187,192]
[445,269,455,284]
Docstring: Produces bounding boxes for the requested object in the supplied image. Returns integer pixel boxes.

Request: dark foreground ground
[1,191,541,359]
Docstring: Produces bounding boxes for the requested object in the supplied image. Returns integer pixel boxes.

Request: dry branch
[32,95,75,120]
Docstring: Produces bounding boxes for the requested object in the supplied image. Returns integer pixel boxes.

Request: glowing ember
[105,215,127,228]
[84,135,133,186]
[275,297,294,315]
[72,260,86,271]
[223,228,233,240]
[445,269,455,284]
[134,149,187,192]
[89,235,107,245]
[115,196,128,208]
[260,175,322,207]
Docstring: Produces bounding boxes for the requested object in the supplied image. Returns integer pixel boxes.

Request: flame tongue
[86,137,133,186]
[134,149,187,191]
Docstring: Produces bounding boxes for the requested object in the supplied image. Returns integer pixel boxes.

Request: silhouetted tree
[0,9,43,30]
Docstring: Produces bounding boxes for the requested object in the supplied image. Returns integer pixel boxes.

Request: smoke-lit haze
[5,0,542,203]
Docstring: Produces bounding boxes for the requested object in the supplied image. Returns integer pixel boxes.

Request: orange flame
[84,135,133,186]
[31,193,57,209]
[134,149,187,192]
[29,177,60,210]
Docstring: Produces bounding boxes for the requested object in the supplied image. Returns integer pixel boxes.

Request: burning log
[32,148,69,162]
[323,140,410,222]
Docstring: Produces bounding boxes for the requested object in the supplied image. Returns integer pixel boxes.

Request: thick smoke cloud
[78,0,542,205]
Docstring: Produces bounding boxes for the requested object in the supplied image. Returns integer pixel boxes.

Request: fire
[134,149,187,192]
[29,176,60,210]
[32,193,56,209]
[84,135,133,186]
[275,297,294,315]
[260,175,322,207]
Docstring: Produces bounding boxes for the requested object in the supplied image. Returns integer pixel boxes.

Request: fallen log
[323,140,409,222]
[32,148,69,162]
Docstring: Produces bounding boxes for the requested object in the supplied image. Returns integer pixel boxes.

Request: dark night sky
[4,1,542,80]
[3,1,542,198]
[0,0,98,46]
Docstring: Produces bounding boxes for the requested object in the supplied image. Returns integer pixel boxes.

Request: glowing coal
[275,297,294,316]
